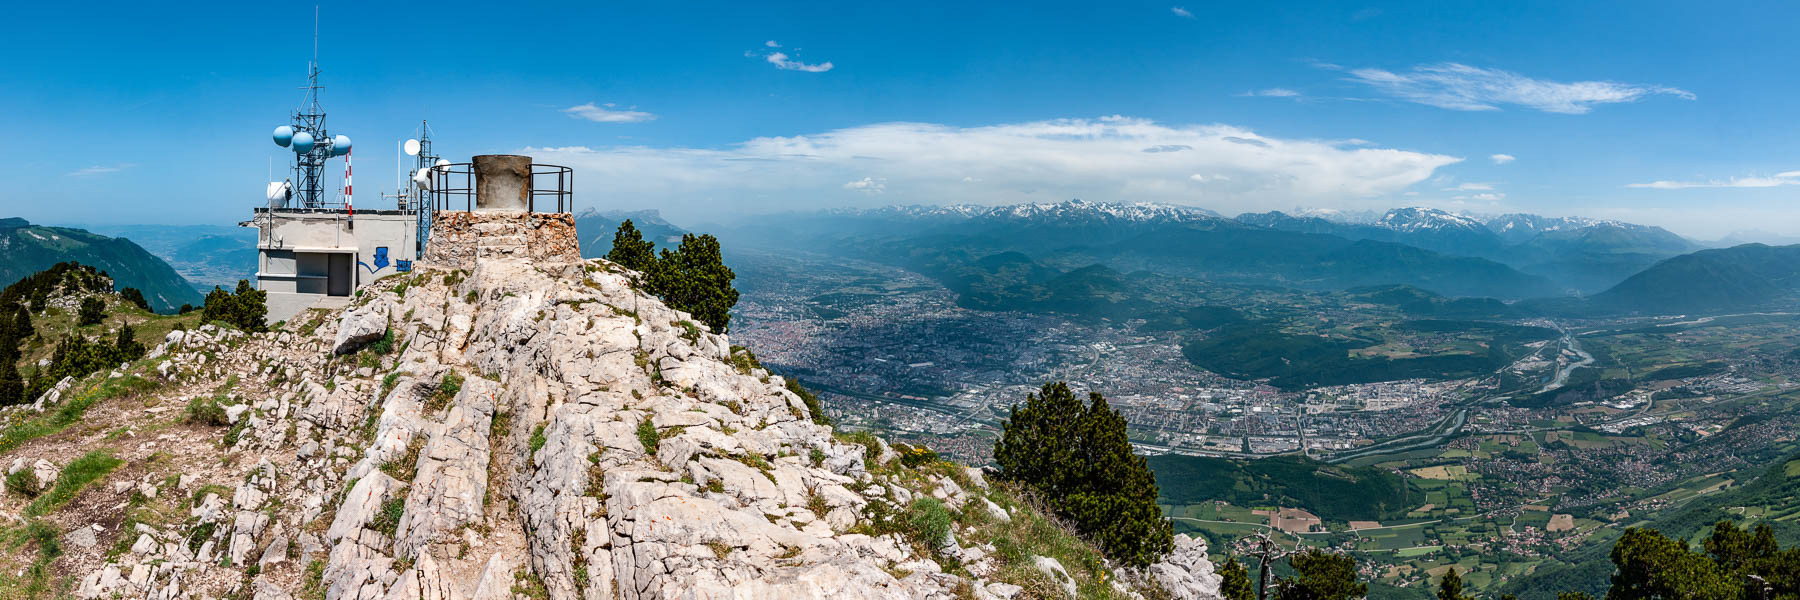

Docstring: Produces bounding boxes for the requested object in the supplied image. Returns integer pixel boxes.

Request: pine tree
[1272,550,1365,600]
[120,287,150,312]
[1220,557,1257,600]
[606,219,659,274]
[8,306,30,341]
[993,382,1173,568]
[1606,528,1736,600]
[114,323,144,361]
[202,281,267,332]
[648,234,739,333]
[77,296,107,326]
[0,361,22,406]
[1436,568,1470,600]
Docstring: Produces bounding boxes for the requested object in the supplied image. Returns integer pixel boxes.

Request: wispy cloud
[563,102,657,123]
[1490,153,1516,165]
[1341,63,1693,114]
[756,42,833,72]
[525,116,1460,219]
[66,163,135,177]
[1444,182,1494,191]
[1240,88,1301,98]
[767,52,833,72]
[1171,6,1195,18]
[843,177,886,194]
[1627,171,1800,189]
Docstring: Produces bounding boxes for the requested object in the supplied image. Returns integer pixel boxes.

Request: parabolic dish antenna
[404,139,420,156]
[434,158,451,172]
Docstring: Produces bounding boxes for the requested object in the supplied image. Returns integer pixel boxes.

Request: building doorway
[328,253,352,296]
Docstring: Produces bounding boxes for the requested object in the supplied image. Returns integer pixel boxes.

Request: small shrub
[464,290,478,304]
[371,497,405,536]
[367,328,395,356]
[529,424,548,456]
[379,371,408,399]
[635,419,659,455]
[77,297,107,326]
[896,443,939,469]
[904,497,952,547]
[184,396,229,427]
[427,372,464,412]
[5,469,41,497]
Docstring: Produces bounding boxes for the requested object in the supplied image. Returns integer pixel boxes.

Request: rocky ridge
[4,213,1220,600]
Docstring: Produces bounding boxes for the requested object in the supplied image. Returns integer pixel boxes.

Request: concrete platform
[265,292,352,325]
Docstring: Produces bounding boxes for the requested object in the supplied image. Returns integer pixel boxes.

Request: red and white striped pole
[344,147,354,216]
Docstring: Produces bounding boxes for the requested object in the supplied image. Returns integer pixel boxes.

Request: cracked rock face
[52,213,1215,600]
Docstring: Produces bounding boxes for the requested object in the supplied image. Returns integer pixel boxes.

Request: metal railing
[427,163,575,214]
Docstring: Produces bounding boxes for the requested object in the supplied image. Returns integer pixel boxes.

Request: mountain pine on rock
[606,219,659,273]
[993,381,1173,567]
[607,221,740,333]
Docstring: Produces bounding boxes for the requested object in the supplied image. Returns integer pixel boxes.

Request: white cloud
[1343,63,1694,114]
[67,163,134,177]
[1627,171,1800,189]
[524,116,1461,220]
[563,102,657,123]
[1444,182,1494,191]
[1240,88,1301,98]
[843,177,886,194]
[765,51,833,72]
[1490,153,1515,164]
[1171,6,1194,18]
[765,40,781,48]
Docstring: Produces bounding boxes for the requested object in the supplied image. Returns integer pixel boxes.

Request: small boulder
[332,302,389,355]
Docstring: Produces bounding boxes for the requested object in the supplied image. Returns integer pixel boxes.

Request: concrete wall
[255,208,421,322]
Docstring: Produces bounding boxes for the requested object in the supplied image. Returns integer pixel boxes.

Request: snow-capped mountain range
[833,199,1225,224]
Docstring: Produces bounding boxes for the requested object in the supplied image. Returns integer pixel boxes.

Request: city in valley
[730,247,1800,593]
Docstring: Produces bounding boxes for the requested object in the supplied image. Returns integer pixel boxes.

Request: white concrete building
[252,207,421,323]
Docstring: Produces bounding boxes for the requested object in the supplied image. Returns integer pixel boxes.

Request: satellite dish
[413,169,434,190]
[331,135,352,156]
[434,158,451,172]
[291,131,315,154]
[404,139,420,156]
[273,125,294,148]
[266,181,292,205]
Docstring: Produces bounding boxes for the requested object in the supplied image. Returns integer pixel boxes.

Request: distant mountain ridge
[1582,243,1800,315]
[1234,207,1697,292]
[722,199,1564,303]
[0,217,202,312]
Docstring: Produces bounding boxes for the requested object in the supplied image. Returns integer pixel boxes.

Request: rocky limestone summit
[6,212,1219,600]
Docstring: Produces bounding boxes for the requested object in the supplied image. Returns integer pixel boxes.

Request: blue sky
[4,1,1798,239]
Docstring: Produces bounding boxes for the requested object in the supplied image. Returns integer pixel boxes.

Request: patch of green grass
[905,496,952,547]
[2,519,64,597]
[381,435,428,483]
[636,419,661,455]
[0,375,157,456]
[371,497,405,536]
[26,450,123,516]
[380,371,410,400]
[426,371,464,413]
[527,423,548,458]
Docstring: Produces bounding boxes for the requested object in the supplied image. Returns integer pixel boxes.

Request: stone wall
[421,211,582,270]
